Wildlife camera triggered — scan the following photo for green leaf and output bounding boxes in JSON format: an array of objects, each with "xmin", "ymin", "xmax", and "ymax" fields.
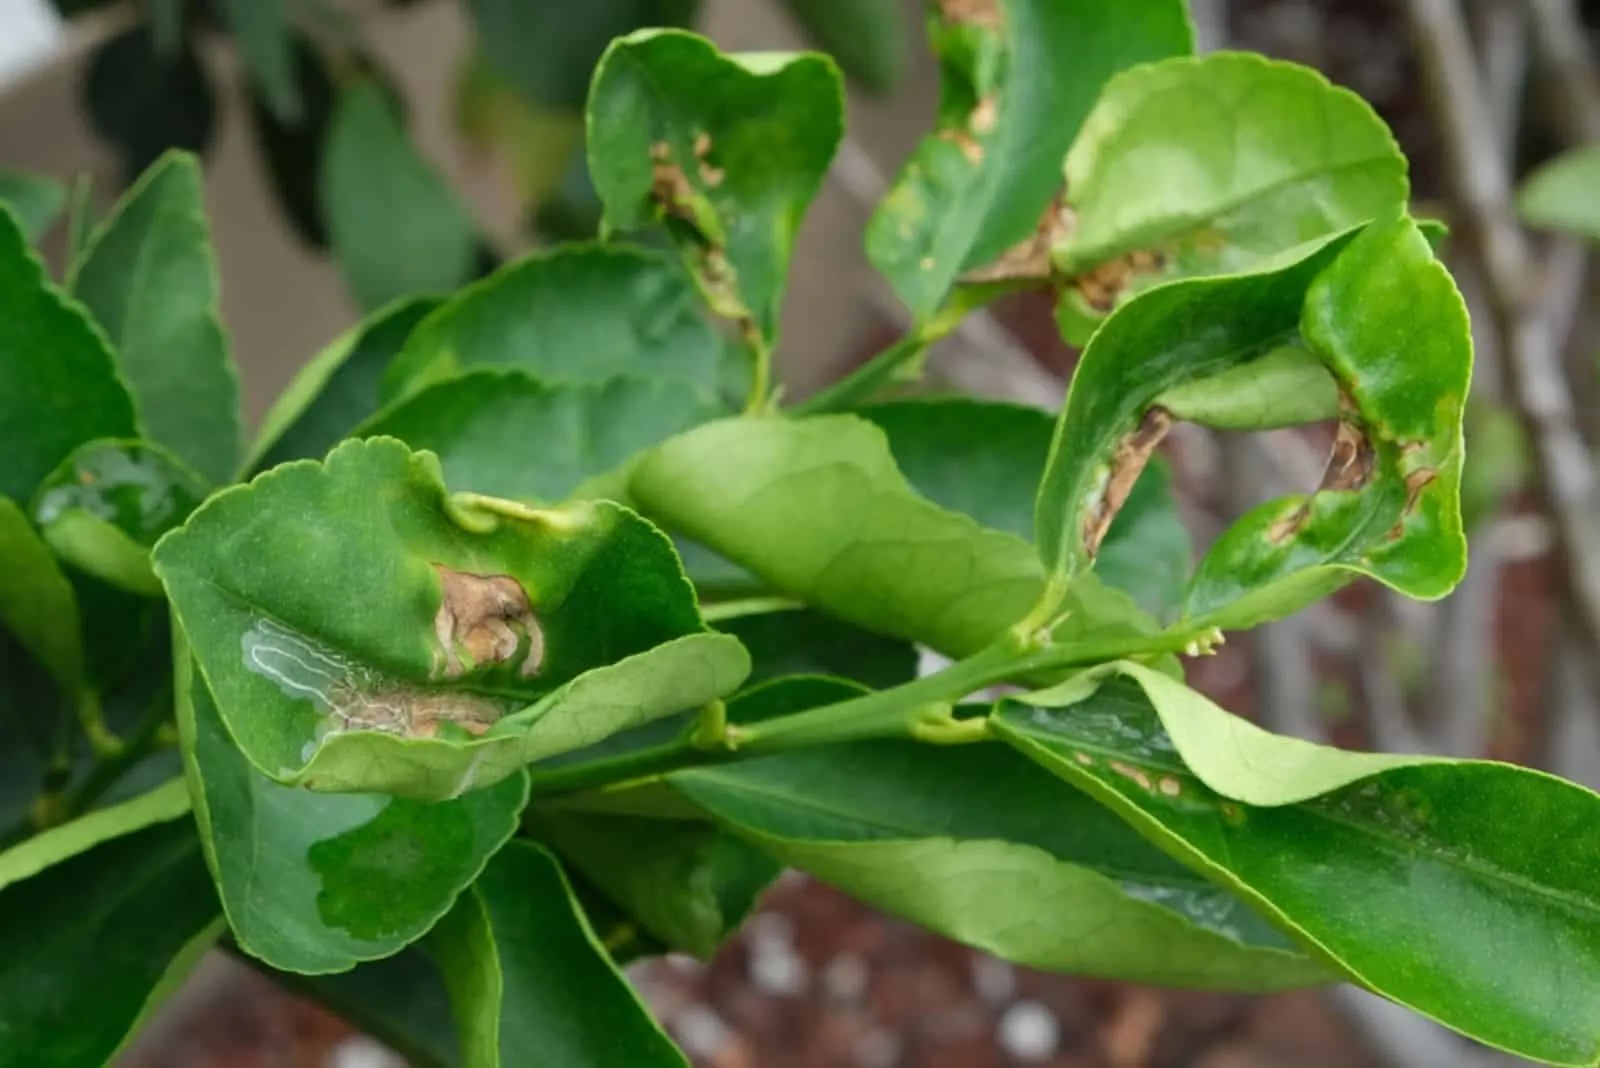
[
  {"xmin": 180, "ymin": 653, "xmax": 529, "ymax": 974},
  {"xmin": 85, "ymin": 25, "xmax": 217, "ymax": 183},
  {"xmin": 0, "ymin": 204, "xmax": 139, "ymax": 506},
  {"xmin": 779, "ymin": 0, "xmax": 907, "ymax": 93},
  {"xmin": 154, "ymin": 437, "xmax": 743, "ymax": 799},
  {"xmin": 994, "ymin": 663, "xmax": 1600, "ymax": 1066},
  {"xmin": 0, "ymin": 777, "xmax": 188, "ymax": 893},
  {"xmin": 0, "ymin": 499, "xmax": 84, "ymax": 691},
  {"xmin": 291, "ymin": 948, "xmax": 462, "ymax": 1067},
  {"xmin": 1185, "ymin": 215, "xmax": 1470, "ymax": 628},
  {"xmin": 866, "ymin": 0, "xmax": 1192, "ymax": 320},
  {"xmin": 321, "ymin": 80, "xmax": 481, "ymax": 311},
  {"xmin": 248, "ymin": 297, "xmax": 442, "ymax": 473},
  {"xmin": 431, "ymin": 839, "xmax": 689, "ymax": 1068},
  {"xmin": 0, "ymin": 170, "xmax": 66, "ymax": 242},
  {"xmin": 69, "ymin": 151, "xmax": 241, "ymax": 485},
  {"xmin": 587, "ymin": 30, "xmax": 843, "ymax": 342},
  {"xmin": 713, "ymin": 607, "xmax": 917, "ymax": 689},
  {"xmin": 1154, "ymin": 344, "xmax": 1339, "ymax": 430},
  {"xmin": 383, "ymin": 244, "xmax": 727, "ymax": 403},
  {"xmin": 359, "ymin": 371, "xmax": 723, "ymax": 504},
  {"xmin": 32, "ymin": 440, "xmax": 207, "ymax": 597},
  {"xmin": 857, "ymin": 397, "xmax": 1190, "ymax": 617},
  {"xmin": 666, "ymin": 677, "xmax": 1328, "ymax": 991},
  {"xmin": 214, "ymin": 0, "xmax": 300, "ymax": 122},
  {"xmin": 1052, "ymin": 52, "xmax": 1408, "ymax": 335},
  {"xmin": 0, "ymin": 803, "xmax": 218, "ymax": 1068},
  {"xmin": 249, "ymin": 33, "xmax": 338, "ymax": 249},
  {"xmin": 527, "ymin": 808, "xmax": 778, "ymax": 958},
  {"xmin": 1518, "ymin": 145, "xmax": 1600, "ymax": 242}
]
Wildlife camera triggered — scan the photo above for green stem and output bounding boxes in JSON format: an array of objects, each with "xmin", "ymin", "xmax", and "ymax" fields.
[
  {"xmin": 699, "ymin": 596, "xmax": 804, "ymax": 623},
  {"xmin": 743, "ymin": 328, "xmax": 774, "ymax": 414},
  {"xmin": 791, "ymin": 333, "xmax": 931, "ymax": 414},
  {"xmin": 61, "ymin": 679, "xmax": 174, "ymax": 820}
]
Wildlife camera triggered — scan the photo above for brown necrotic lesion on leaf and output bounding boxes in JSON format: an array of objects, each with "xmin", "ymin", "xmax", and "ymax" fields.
[
  {"xmin": 1269, "ymin": 393, "xmax": 1377, "ymax": 543},
  {"xmin": 962, "ymin": 191, "xmax": 1073, "ymax": 285},
  {"xmin": 1071, "ymin": 248, "xmax": 1170, "ymax": 312},
  {"xmin": 1084, "ymin": 406, "xmax": 1174, "ymax": 558},
  {"xmin": 431, "ymin": 564, "xmax": 545, "ymax": 680},
  {"xmin": 326, "ymin": 681, "xmax": 504, "ymax": 739}
]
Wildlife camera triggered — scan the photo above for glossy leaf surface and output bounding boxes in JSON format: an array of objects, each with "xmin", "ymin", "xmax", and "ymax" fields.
[
  {"xmin": 181, "ymin": 657, "xmax": 528, "ymax": 974},
  {"xmin": 384, "ymin": 244, "xmax": 726, "ymax": 403},
  {"xmin": 0, "ymin": 170, "xmax": 65, "ymax": 241},
  {"xmin": 69, "ymin": 151, "xmax": 240, "ymax": 484},
  {"xmin": 867, "ymin": 0, "xmax": 1192, "ymax": 319},
  {"xmin": 155, "ymin": 438, "xmax": 740, "ymax": 799},
  {"xmin": 0, "ymin": 205, "xmax": 138, "ymax": 505},
  {"xmin": 431, "ymin": 840, "xmax": 689, "ymax": 1067},
  {"xmin": 1518, "ymin": 145, "xmax": 1600, "ymax": 242},
  {"xmin": 667, "ymin": 679, "xmax": 1327, "ymax": 990},
  {"xmin": 995, "ymin": 664, "xmax": 1600, "ymax": 1066},
  {"xmin": 360, "ymin": 370, "xmax": 721, "ymax": 503},
  {"xmin": 321, "ymin": 81, "xmax": 480, "ymax": 311},
  {"xmin": 587, "ymin": 30, "xmax": 843, "ymax": 341}
]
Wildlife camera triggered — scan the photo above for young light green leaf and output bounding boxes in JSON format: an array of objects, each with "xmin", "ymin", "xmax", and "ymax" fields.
[
  {"xmin": 247, "ymin": 297, "xmax": 442, "ymax": 473},
  {"xmin": 31, "ymin": 439, "xmax": 208, "ymax": 597},
  {"xmin": 0, "ymin": 170, "xmax": 66, "ymax": 242},
  {"xmin": 1185, "ymin": 215, "xmax": 1470, "ymax": 629},
  {"xmin": 179, "ymin": 653, "xmax": 529, "ymax": 975},
  {"xmin": 0, "ymin": 499, "xmax": 84, "ymax": 692},
  {"xmin": 867, "ymin": 0, "xmax": 1192, "ymax": 320},
  {"xmin": 665, "ymin": 677, "xmax": 1329, "ymax": 991},
  {"xmin": 431, "ymin": 839, "xmax": 690, "ymax": 1068},
  {"xmin": 383, "ymin": 244, "xmax": 727, "ymax": 403},
  {"xmin": 359, "ymin": 371, "xmax": 722, "ymax": 504},
  {"xmin": 321, "ymin": 81, "xmax": 481, "ymax": 311},
  {"xmin": 1051, "ymin": 53, "xmax": 1408, "ymax": 338},
  {"xmin": 1153, "ymin": 344, "xmax": 1339, "ymax": 430},
  {"xmin": 213, "ymin": 0, "xmax": 300, "ymax": 122},
  {"xmin": 527, "ymin": 808, "xmax": 778, "ymax": 958},
  {"xmin": 1517, "ymin": 145, "xmax": 1600, "ymax": 242},
  {"xmin": 587, "ymin": 30, "xmax": 843, "ymax": 342},
  {"xmin": 155, "ymin": 437, "xmax": 737, "ymax": 799},
  {"xmin": 0, "ymin": 804, "xmax": 217, "ymax": 1068},
  {"xmin": 0, "ymin": 776, "xmax": 188, "ymax": 894},
  {"xmin": 0, "ymin": 203, "xmax": 138, "ymax": 506},
  {"xmin": 69, "ymin": 151, "xmax": 241, "ymax": 485},
  {"xmin": 994, "ymin": 664, "xmax": 1600, "ymax": 1067}
]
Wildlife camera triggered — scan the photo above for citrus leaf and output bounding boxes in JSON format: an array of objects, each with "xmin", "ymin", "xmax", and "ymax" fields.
[
  {"xmin": 68, "ymin": 152, "xmax": 240, "ymax": 484},
  {"xmin": 994, "ymin": 663, "xmax": 1600, "ymax": 1067},
  {"xmin": 1052, "ymin": 53, "xmax": 1408, "ymax": 337},
  {"xmin": 713, "ymin": 607, "xmax": 917, "ymax": 689},
  {"xmin": 430, "ymin": 839, "xmax": 690, "ymax": 1068},
  {"xmin": 0, "ymin": 777, "xmax": 188, "ymax": 894},
  {"xmin": 1517, "ymin": 145, "xmax": 1600, "ymax": 242},
  {"xmin": 290, "ymin": 948, "xmax": 462, "ymax": 1067},
  {"xmin": 667, "ymin": 678, "xmax": 1329, "ymax": 991},
  {"xmin": 587, "ymin": 30, "xmax": 843, "ymax": 342},
  {"xmin": 0, "ymin": 170, "xmax": 65, "ymax": 242},
  {"xmin": 866, "ymin": 0, "xmax": 1192, "ymax": 320},
  {"xmin": 779, "ymin": 0, "xmax": 907, "ymax": 94},
  {"xmin": 383, "ymin": 244, "xmax": 726, "ymax": 403},
  {"xmin": 154, "ymin": 437, "xmax": 740, "ymax": 800},
  {"xmin": 249, "ymin": 32, "xmax": 338, "ymax": 249},
  {"xmin": 0, "ymin": 498, "xmax": 84, "ymax": 691},
  {"xmin": 0, "ymin": 203, "xmax": 138, "ymax": 506},
  {"xmin": 85, "ymin": 25, "xmax": 216, "ymax": 183},
  {"xmin": 179, "ymin": 652, "xmax": 529, "ymax": 975},
  {"xmin": 214, "ymin": 0, "xmax": 300, "ymax": 122},
  {"xmin": 359, "ymin": 370, "xmax": 723, "ymax": 504}
]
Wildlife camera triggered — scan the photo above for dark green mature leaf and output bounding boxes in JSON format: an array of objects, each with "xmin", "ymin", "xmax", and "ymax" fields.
[
  {"xmin": 858, "ymin": 398, "xmax": 1191, "ymax": 617},
  {"xmin": 0, "ymin": 799, "xmax": 218, "ymax": 1068},
  {"xmin": 867, "ymin": 0, "xmax": 1192, "ymax": 321},
  {"xmin": 248, "ymin": 298, "xmax": 441, "ymax": 472},
  {"xmin": 321, "ymin": 80, "xmax": 480, "ymax": 311},
  {"xmin": 665, "ymin": 678, "xmax": 1327, "ymax": 990},
  {"xmin": 1052, "ymin": 52, "xmax": 1408, "ymax": 336},
  {"xmin": 714, "ymin": 607, "xmax": 917, "ymax": 689},
  {"xmin": 780, "ymin": 0, "xmax": 907, "ymax": 93},
  {"xmin": 431, "ymin": 840, "xmax": 690, "ymax": 1068},
  {"xmin": 0, "ymin": 499, "xmax": 83, "ymax": 692},
  {"xmin": 180, "ymin": 657, "xmax": 528, "ymax": 974},
  {"xmin": 467, "ymin": 0, "xmax": 700, "ymax": 110},
  {"xmin": 528, "ymin": 808, "xmax": 778, "ymax": 958},
  {"xmin": 155, "ymin": 437, "xmax": 744, "ymax": 799},
  {"xmin": 0, "ymin": 204, "xmax": 138, "ymax": 506},
  {"xmin": 69, "ymin": 152, "xmax": 241, "ymax": 485},
  {"xmin": 214, "ymin": 0, "xmax": 299, "ymax": 121},
  {"xmin": 1517, "ymin": 145, "xmax": 1600, "ymax": 241},
  {"xmin": 0, "ymin": 631, "xmax": 54, "ymax": 836},
  {"xmin": 383, "ymin": 244, "xmax": 727, "ymax": 403},
  {"xmin": 291, "ymin": 948, "xmax": 461, "ymax": 1068},
  {"xmin": 360, "ymin": 371, "xmax": 722, "ymax": 503},
  {"xmin": 0, "ymin": 170, "xmax": 65, "ymax": 242},
  {"xmin": 0, "ymin": 777, "xmax": 188, "ymax": 892},
  {"xmin": 85, "ymin": 25, "xmax": 217, "ymax": 183},
  {"xmin": 995, "ymin": 664, "xmax": 1600, "ymax": 1066},
  {"xmin": 587, "ymin": 30, "xmax": 843, "ymax": 342},
  {"xmin": 249, "ymin": 33, "xmax": 338, "ymax": 249}
]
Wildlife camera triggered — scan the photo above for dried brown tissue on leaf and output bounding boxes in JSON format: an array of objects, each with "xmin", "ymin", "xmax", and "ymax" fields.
[
  {"xmin": 431, "ymin": 563, "xmax": 545, "ymax": 680},
  {"xmin": 1071, "ymin": 248, "xmax": 1170, "ymax": 313},
  {"xmin": 1084, "ymin": 406, "xmax": 1175, "ymax": 558},
  {"xmin": 962, "ymin": 192, "xmax": 1074, "ymax": 284},
  {"xmin": 938, "ymin": 0, "xmax": 1001, "ymax": 31},
  {"xmin": 1268, "ymin": 393, "xmax": 1376, "ymax": 543}
]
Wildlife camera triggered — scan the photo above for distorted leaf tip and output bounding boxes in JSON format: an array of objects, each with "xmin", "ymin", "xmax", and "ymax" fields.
[{"xmin": 432, "ymin": 563, "xmax": 545, "ymax": 680}]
